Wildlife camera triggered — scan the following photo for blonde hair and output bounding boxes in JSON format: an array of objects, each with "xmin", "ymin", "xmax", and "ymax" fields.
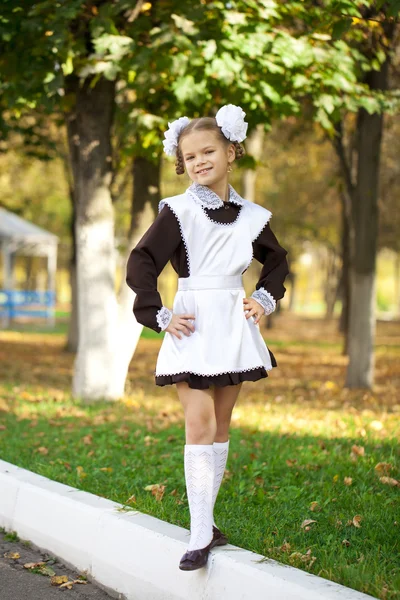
[{"xmin": 175, "ymin": 117, "xmax": 245, "ymax": 175}]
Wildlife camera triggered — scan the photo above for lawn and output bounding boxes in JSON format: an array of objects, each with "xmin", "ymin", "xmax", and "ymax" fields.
[{"xmin": 0, "ymin": 315, "xmax": 399, "ymax": 599}]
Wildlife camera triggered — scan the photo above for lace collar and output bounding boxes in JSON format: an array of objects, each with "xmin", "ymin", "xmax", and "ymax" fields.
[{"xmin": 187, "ymin": 183, "xmax": 244, "ymax": 210}]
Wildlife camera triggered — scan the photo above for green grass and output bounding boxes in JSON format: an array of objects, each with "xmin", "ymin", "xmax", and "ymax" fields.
[{"xmin": 0, "ymin": 395, "xmax": 399, "ymax": 598}]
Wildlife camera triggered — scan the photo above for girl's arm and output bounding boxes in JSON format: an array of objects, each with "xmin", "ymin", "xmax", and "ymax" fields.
[
  {"xmin": 250, "ymin": 222, "xmax": 289, "ymax": 315},
  {"xmin": 126, "ymin": 205, "xmax": 181, "ymax": 333}
]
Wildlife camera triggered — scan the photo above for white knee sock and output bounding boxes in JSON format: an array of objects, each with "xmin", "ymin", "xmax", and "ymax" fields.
[
  {"xmin": 184, "ymin": 444, "xmax": 214, "ymax": 551},
  {"xmin": 212, "ymin": 440, "xmax": 230, "ymax": 528}
]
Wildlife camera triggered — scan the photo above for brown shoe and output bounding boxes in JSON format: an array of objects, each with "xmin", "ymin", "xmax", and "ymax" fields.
[
  {"xmin": 179, "ymin": 539, "xmax": 214, "ymax": 571},
  {"xmin": 212, "ymin": 525, "xmax": 228, "ymax": 546}
]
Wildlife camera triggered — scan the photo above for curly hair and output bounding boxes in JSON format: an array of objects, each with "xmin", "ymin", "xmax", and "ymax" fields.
[{"xmin": 174, "ymin": 117, "xmax": 245, "ymax": 175}]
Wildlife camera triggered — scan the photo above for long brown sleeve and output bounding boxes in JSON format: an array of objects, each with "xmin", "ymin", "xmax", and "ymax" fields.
[
  {"xmin": 251, "ymin": 222, "xmax": 289, "ymax": 313},
  {"xmin": 126, "ymin": 205, "xmax": 182, "ymax": 333}
]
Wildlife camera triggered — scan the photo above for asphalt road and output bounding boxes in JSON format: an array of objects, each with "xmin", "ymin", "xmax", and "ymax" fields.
[{"xmin": 0, "ymin": 530, "xmax": 119, "ymax": 599}]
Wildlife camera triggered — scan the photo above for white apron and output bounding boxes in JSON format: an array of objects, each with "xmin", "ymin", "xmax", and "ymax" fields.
[{"xmin": 155, "ymin": 191, "xmax": 274, "ymax": 378}]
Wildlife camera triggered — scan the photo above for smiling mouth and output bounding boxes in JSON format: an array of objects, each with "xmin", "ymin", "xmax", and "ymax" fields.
[{"xmin": 196, "ymin": 167, "xmax": 212, "ymax": 175}]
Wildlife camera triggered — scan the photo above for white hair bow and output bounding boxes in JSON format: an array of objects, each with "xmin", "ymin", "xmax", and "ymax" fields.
[
  {"xmin": 215, "ymin": 104, "xmax": 248, "ymax": 143},
  {"xmin": 162, "ymin": 116, "xmax": 191, "ymax": 156}
]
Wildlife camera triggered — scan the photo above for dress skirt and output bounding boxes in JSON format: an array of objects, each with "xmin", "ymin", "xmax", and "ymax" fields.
[{"xmin": 154, "ymin": 274, "xmax": 277, "ymax": 389}]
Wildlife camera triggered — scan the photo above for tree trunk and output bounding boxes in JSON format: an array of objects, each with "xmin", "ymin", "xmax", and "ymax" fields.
[
  {"xmin": 338, "ymin": 190, "xmax": 351, "ymax": 352},
  {"xmin": 62, "ymin": 133, "xmax": 79, "ymax": 353},
  {"xmin": 345, "ymin": 55, "xmax": 391, "ymax": 388},
  {"xmin": 241, "ymin": 125, "xmax": 264, "ymax": 202},
  {"xmin": 65, "ymin": 75, "xmax": 119, "ymax": 401}
]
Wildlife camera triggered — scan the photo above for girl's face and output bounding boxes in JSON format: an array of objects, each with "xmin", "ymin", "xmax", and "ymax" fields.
[{"xmin": 180, "ymin": 129, "xmax": 235, "ymax": 187}]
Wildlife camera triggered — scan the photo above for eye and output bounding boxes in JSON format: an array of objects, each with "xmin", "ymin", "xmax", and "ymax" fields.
[
  {"xmin": 186, "ymin": 156, "xmax": 194, "ymax": 161},
  {"xmin": 206, "ymin": 150, "xmax": 214, "ymax": 154}
]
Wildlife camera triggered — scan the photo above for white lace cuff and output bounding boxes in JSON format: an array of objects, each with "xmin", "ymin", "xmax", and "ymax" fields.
[
  {"xmin": 251, "ymin": 288, "xmax": 276, "ymax": 316},
  {"xmin": 156, "ymin": 306, "xmax": 173, "ymax": 331}
]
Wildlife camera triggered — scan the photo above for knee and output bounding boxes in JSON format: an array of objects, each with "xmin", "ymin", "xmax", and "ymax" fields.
[{"xmin": 185, "ymin": 414, "xmax": 217, "ymax": 444}]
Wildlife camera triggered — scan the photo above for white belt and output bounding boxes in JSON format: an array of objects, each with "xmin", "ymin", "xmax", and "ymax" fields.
[{"xmin": 178, "ymin": 275, "xmax": 244, "ymax": 291}]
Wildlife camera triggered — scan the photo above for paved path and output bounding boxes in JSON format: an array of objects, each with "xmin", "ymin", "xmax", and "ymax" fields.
[{"xmin": 0, "ymin": 531, "xmax": 118, "ymax": 599}]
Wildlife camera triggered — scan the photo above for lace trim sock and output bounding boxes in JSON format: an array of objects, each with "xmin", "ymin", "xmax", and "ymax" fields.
[
  {"xmin": 212, "ymin": 440, "xmax": 230, "ymax": 528},
  {"xmin": 184, "ymin": 444, "xmax": 215, "ymax": 551}
]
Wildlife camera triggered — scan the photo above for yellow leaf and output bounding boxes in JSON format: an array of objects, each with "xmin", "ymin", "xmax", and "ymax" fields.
[
  {"xmin": 99, "ymin": 467, "xmax": 113, "ymax": 473},
  {"xmin": 4, "ymin": 551, "xmax": 20, "ymax": 559},
  {"xmin": 333, "ymin": 474, "xmax": 339, "ymax": 482},
  {"xmin": 76, "ymin": 466, "xmax": 87, "ymax": 478},
  {"xmin": 51, "ymin": 575, "xmax": 69, "ymax": 586}
]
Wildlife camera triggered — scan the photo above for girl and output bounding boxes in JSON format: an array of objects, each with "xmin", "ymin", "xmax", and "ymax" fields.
[{"xmin": 126, "ymin": 104, "xmax": 289, "ymax": 571}]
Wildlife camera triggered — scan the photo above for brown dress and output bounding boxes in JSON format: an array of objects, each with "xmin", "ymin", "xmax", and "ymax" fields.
[{"xmin": 126, "ymin": 192, "xmax": 289, "ymax": 389}]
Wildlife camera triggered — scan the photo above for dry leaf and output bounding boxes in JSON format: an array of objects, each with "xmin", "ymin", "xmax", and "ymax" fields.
[
  {"xmin": 350, "ymin": 445, "xmax": 365, "ymax": 460},
  {"xmin": 82, "ymin": 434, "xmax": 92, "ymax": 445},
  {"xmin": 374, "ymin": 462, "xmax": 392, "ymax": 475},
  {"xmin": 37, "ymin": 446, "xmax": 49, "ymax": 455},
  {"xmin": 301, "ymin": 519, "xmax": 317, "ymax": 529},
  {"xmin": 59, "ymin": 581, "xmax": 74, "ymax": 589},
  {"xmin": 76, "ymin": 466, "xmax": 87, "ymax": 478},
  {"xmin": 24, "ymin": 561, "xmax": 46, "ymax": 569},
  {"xmin": 342, "ymin": 539, "xmax": 351, "ymax": 546},
  {"xmin": 352, "ymin": 515, "xmax": 362, "ymax": 528},
  {"xmin": 144, "ymin": 483, "xmax": 166, "ymax": 501},
  {"xmin": 310, "ymin": 501, "xmax": 319, "ymax": 512},
  {"xmin": 379, "ymin": 476, "xmax": 399, "ymax": 487},
  {"xmin": 4, "ymin": 551, "xmax": 20, "ymax": 559},
  {"xmin": 51, "ymin": 575, "xmax": 69, "ymax": 586},
  {"xmin": 99, "ymin": 467, "xmax": 113, "ymax": 473},
  {"xmin": 286, "ymin": 459, "xmax": 297, "ymax": 467},
  {"xmin": 344, "ymin": 477, "xmax": 353, "ymax": 486}
]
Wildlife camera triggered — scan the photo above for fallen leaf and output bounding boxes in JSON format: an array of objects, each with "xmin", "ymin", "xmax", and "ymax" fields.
[
  {"xmin": 344, "ymin": 477, "xmax": 353, "ymax": 486},
  {"xmin": 76, "ymin": 466, "xmax": 87, "ymax": 478},
  {"xmin": 99, "ymin": 467, "xmax": 113, "ymax": 473},
  {"xmin": 51, "ymin": 575, "xmax": 69, "ymax": 585},
  {"xmin": 352, "ymin": 515, "xmax": 362, "ymax": 528},
  {"xmin": 301, "ymin": 519, "xmax": 317, "ymax": 529},
  {"xmin": 374, "ymin": 462, "xmax": 392, "ymax": 475},
  {"xmin": 4, "ymin": 551, "xmax": 20, "ymax": 559},
  {"xmin": 36, "ymin": 446, "xmax": 49, "ymax": 455},
  {"xmin": 309, "ymin": 501, "xmax": 319, "ymax": 512},
  {"xmin": 379, "ymin": 476, "xmax": 399, "ymax": 487},
  {"xmin": 24, "ymin": 562, "xmax": 46, "ymax": 569}
]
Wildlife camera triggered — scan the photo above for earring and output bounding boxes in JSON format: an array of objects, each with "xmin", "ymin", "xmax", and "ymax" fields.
[{"xmin": 227, "ymin": 163, "xmax": 233, "ymax": 173}]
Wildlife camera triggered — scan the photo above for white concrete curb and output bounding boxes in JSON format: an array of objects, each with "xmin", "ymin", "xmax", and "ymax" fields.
[{"xmin": 0, "ymin": 459, "xmax": 377, "ymax": 600}]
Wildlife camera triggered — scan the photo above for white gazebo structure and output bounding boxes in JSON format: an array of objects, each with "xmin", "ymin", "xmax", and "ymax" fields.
[{"xmin": 0, "ymin": 208, "xmax": 59, "ymax": 326}]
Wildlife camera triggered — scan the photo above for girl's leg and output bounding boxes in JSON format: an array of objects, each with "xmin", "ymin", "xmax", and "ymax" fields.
[
  {"xmin": 176, "ymin": 382, "xmax": 217, "ymax": 559},
  {"xmin": 212, "ymin": 383, "xmax": 243, "ymax": 528}
]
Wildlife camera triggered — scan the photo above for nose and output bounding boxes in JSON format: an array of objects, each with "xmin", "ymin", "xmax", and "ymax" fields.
[{"xmin": 195, "ymin": 155, "xmax": 207, "ymax": 168}]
